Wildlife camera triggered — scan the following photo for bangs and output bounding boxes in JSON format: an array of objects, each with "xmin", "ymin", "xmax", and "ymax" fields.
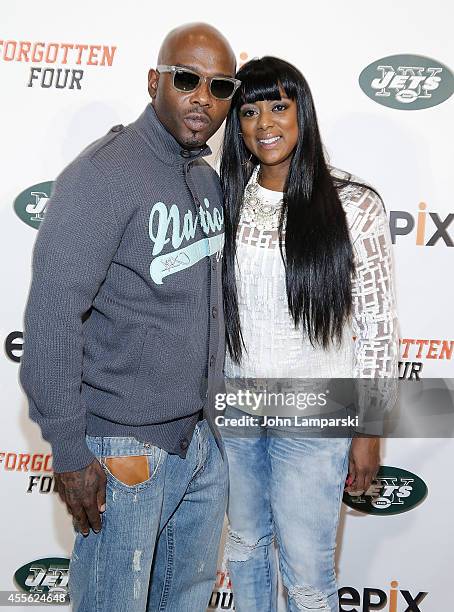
[
  {"xmin": 239, "ymin": 75, "xmax": 283, "ymax": 105},
  {"xmin": 236, "ymin": 58, "xmax": 298, "ymax": 105}
]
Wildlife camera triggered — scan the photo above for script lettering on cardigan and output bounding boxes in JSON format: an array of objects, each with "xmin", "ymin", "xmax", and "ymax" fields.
[{"xmin": 148, "ymin": 198, "xmax": 224, "ymax": 284}]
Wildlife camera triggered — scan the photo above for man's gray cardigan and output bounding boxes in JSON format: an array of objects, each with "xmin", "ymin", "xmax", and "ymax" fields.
[{"xmin": 20, "ymin": 103, "xmax": 226, "ymax": 473}]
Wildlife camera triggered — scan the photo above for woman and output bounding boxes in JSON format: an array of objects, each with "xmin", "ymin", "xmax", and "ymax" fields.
[{"xmin": 219, "ymin": 57, "xmax": 399, "ymax": 612}]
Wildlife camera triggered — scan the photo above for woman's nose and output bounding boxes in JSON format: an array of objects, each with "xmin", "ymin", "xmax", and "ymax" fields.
[{"xmin": 257, "ymin": 110, "xmax": 274, "ymax": 131}]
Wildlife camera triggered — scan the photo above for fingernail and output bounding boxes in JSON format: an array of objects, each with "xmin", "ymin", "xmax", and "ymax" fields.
[
  {"xmin": 94, "ymin": 529, "xmax": 100, "ymax": 534},
  {"xmin": 100, "ymin": 504, "xmax": 106, "ymax": 512}
]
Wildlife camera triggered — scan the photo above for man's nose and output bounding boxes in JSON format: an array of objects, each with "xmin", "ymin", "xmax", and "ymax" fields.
[{"xmin": 189, "ymin": 77, "xmax": 212, "ymax": 107}]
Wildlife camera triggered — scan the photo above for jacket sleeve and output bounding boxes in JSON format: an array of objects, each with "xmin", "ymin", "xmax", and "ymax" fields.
[
  {"xmin": 350, "ymin": 188, "xmax": 400, "ymax": 434},
  {"xmin": 19, "ymin": 155, "xmax": 124, "ymax": 472}
]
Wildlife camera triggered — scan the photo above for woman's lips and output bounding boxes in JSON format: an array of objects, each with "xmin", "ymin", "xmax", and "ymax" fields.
[
  {"xmin": 184, "ymin": 113, "xmax": 210, "ymax": 131},
  {"xmin": 257, "ymin": 135, "xmax": 282, "ymax": 149}
]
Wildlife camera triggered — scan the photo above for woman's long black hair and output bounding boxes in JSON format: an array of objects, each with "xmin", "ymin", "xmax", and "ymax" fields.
[{"xmin": 221, "ymin": 56, "xmax": 364, "ymax": 364}]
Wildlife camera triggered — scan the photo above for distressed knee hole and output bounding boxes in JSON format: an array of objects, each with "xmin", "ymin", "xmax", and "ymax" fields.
[
  {"xmin": 225, "ymin": 528, "xmax": 262, "ymax": 562},
  {"xmin": 289, "ymin": 585, "xmax": 330, "ymax": 611},
  {"xmin": 132, "ymin": 550, "xmax": 142, "ymax": 600},
  {"xmin": 133, "ymin": 549, "xmax": 142, "ymax": 572}
]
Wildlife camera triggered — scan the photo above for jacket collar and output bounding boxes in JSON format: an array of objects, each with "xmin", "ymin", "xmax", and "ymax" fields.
[{"xmin": 131, "ymin": 103, "xmax": 212, "ymax": 166}]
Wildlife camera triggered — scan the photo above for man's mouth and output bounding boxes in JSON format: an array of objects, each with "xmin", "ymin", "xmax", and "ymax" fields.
[{"xmin": 184, "ymin": 113, "xmax": 210, "ymax": 131}]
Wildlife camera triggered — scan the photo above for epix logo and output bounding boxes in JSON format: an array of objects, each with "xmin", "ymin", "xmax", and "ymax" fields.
[
  {"xmin": 390, "ymin": 203, "xmax": 453, "ymax": 246},
  {"xmin": 340, "ymin": 580, "xmax": 428, "ymax": 611}
]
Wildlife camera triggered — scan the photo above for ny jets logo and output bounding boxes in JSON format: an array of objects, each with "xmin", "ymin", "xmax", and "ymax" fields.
[
  {"xmin": 359, "ymin": 54, "xmax": 453, "ymax": 110},
  {"xmin": 371, "ymin": 65, "xmax": 442, "ymax": 103},
  {"xmin": 14, "ymin": 181, "xmax": 54, "ymax": 229},
  {"xmin": 350, "ymin": 476, "xmax": 414, "ymax": 510},
  {"xmin": 343, "ymin": 466, "xmax": 427, "ymax": 515},
  {"xmin": 26, "ymin": 191, "xmax": 50, "ymax": 222}
]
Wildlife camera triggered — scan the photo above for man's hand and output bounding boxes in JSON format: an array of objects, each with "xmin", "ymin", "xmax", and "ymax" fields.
[
  {"xmin": 54, "ymin": 459, "xmax": 107, "ymax": 536},
  {"xmin": 345, "ymin": 436, "xmax": 380, "ymax": 494}
]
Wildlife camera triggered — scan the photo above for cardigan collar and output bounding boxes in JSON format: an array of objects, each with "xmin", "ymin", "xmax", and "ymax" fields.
[{"xmin": 131, "ymin": 103, "xmax": 212, "ymax": 166}]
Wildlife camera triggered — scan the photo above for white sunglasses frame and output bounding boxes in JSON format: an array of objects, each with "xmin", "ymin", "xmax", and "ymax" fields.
[{"xmin": 156, "ymin": 64, "xmax": 241, "ymax": 100}]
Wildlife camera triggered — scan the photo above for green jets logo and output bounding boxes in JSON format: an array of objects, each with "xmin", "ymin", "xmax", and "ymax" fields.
[
  {"xmin": 343, "ymin": 466, "xmax": 428, "ymax": 515},
  {"xmin": 13, "ymin": 181, "xmax": 54, "ymax": 228},
  {"xmin": 14, "ymin": 557, "xmax": 69, "ymax": 595},
  {"xmin": 359, "ymin": 54, "xmax": 453, "ymax": 110}
]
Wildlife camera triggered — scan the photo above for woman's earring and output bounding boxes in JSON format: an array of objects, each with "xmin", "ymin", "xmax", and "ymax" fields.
[{"xmin": 241, "ymin": 153, "xmax": 252, "ymax": 166}]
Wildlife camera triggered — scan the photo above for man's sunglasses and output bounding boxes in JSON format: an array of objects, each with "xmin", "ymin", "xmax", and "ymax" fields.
[{"xmin": 156, "ymin": 65, "xmax": 241, "ymax": 101}]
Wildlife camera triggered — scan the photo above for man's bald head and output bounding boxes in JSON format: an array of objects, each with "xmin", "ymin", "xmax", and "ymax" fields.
[
  {"xmin": 148, "ymin": 23, "xmax": 237, "ymax": 148},
  {"xmin": 157, "ymin": 23, "xmax": 236, "ymax": 72}
]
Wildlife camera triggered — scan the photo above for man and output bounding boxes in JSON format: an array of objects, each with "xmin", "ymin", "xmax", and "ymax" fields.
[{"xmin": 20, "ymin": 23, "xmax": 238, "ymax": 611}]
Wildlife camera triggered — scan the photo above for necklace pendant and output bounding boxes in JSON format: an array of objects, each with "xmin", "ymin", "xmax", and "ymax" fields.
[{"xmin": 241, "ymin": 167, "xmax": 284, "ymax": 231}]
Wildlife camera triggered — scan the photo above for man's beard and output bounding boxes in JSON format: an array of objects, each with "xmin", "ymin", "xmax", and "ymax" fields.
[{"xmin": 184, "ymin": 130, "xmax": 206, "ymax": 148}]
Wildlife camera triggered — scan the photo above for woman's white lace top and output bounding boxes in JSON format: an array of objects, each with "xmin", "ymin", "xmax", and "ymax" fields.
[{"xmin": 224, "ymin": 167, "xmax": 399, "ymax": 420}]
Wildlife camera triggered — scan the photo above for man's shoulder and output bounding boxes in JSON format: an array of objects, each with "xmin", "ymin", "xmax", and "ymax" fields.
[
  {"xmin": 55, "ymin": 122, "xmax": 142, "ymax": 188},
  {"xmin": 78, "ymin": 123, "xmax": 137, "ymax": 168}
]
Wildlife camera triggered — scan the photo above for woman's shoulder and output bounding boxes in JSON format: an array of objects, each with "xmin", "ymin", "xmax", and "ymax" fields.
[{"xmin": 328, "ymin": 165, "xmax": 385, "ymax": 220}]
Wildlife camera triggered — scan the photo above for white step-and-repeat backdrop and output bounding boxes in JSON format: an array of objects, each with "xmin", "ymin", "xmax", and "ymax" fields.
[{"xmin": 1, "ymin": 1, "xmax": 453, "ymax": 610}]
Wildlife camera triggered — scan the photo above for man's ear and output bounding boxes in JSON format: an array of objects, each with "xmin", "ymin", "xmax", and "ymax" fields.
[{"xmin": 148, "ymin": 68, "xmax": 159, "ymax": 99}]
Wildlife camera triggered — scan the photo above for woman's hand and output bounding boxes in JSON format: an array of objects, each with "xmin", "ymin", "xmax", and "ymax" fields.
[{"xmin": 345, "ymin": 436, "xmax": 380, "ymax": 494}]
